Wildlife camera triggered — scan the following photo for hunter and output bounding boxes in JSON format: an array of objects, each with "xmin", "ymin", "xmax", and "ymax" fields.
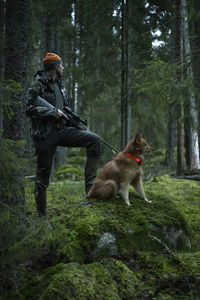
[{"xmin": 26, "ymin": 52, "xmax": 100, "ymax": 216}]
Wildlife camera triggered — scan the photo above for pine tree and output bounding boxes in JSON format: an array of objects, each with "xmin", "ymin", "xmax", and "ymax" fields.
[
  {"xmin": 2, "ymin": 0, "xmax": 29, "ymax": 205},
  {"xmin": 181, "ymin": 0, "xmax": 200, "ymax": 171}
]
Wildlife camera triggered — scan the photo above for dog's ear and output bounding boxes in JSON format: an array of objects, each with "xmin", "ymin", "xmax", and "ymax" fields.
[{"xmin": 134, "ymin": 133, "xmax": 142, "ymax": 143}]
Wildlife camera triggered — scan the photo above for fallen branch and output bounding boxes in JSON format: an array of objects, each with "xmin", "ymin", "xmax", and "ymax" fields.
[
  {"xmin": 25, "ymin": 175, "xmax": 36, "ymax": 180},
  {"xmin": 172, "ymin": 175, "xmax": 200, "ymax": 181}
]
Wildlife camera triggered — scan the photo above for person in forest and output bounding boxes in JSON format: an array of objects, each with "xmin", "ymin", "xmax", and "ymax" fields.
[{"xmin": 26, "ymin": 52, "xmax": 100, "ymax": 216}]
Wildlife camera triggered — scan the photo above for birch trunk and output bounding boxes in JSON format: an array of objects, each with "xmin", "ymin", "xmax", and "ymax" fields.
[{"xmin": 181, "ymin": 0, "xmax": 200, "ymax": 171}]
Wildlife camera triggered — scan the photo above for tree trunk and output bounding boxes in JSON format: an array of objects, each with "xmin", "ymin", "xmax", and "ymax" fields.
[
  {"xmin": 192, "ymin": 1, "xmax": 200, "ymax": 92},
  {"xmin": 172, "ymin": 0, "xmax": 185, "ymax": 175},
  {"xmin": 181, "ymin": 0, "xmax": 200, "ymax": 171},
  {"xmin": 166, "ymin": 0, "xmax": 179, "ymax": 169},
  {"xmin": 177, "ymin": 104, "xmax": 185, "ymax": 175},
  {"xmin": 121, "ymin": 0, "xmax": 129, "ymax": 149},
  {"xmin": 2, "ymin": 0, "xmax": 29, "ymax": 205},
  {"xmin": 0, "ymin": 0, "xmax": 5, "ymax": 80},
  {"xmin": 71, "ymin": 38, "xmax": 77, "ymax": 112},
  {"xmin": 191, "ymin": 0, "xmax": 200, "ymax": 159},
  {"xmin": 166, "ymin": 104, "xmax": 175, "ymax": 168},
  {"xmin": 184, "ymin": 101, "xmax": 190, "ymax": 169},
  {"xmin": 0, "ymin": 0, "xmax": 5, "ymax": 135},
  {"xmin": 44, "ymin": 0, "xmax": 55, "ymax": 53}
]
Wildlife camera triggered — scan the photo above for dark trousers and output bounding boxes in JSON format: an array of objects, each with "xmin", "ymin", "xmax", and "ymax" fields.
[{"xmin": 34, "ymin": 126, "xmax": 100, "ymax": 215}]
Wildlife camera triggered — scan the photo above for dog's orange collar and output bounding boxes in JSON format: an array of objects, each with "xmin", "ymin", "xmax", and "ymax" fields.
[{"xmin": 125, "ymin": 153, "xmax": 143, "ymax": 165}]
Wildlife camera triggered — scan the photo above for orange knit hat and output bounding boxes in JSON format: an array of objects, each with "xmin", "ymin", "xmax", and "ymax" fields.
[{"xmin": 43, "ymin": 52, "xmax": 62, "ymax": 70}]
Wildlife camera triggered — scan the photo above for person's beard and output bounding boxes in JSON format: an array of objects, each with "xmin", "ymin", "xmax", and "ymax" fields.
[{"xmin": 56, "ymin": 69, "xmax": 62, "ymax": 77}]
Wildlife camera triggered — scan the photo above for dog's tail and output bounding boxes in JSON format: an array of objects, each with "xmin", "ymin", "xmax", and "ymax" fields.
[{"xmin": 88, "ymin": 179, "xmax": 117, "ymax": 199}]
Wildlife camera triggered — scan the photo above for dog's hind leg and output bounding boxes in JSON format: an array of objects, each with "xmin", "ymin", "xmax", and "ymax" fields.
[
  {"xmin": 119, "ymin": 183, "xmax": 131, "ymax": 206},
  {"xmin": 88, "ymin": 179, "xmax": 116, "ymax": 199},
  {"xmin": 103, "ymin": 179, "xmax": 118, "ymax": 198},
  {"xmin": 132, "ymin": 178, "xmax": 151, "ymax": 203}
]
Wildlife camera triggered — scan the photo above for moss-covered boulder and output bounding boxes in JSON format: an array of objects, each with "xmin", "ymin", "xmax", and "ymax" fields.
[
  {"xmin": 43, "ymin": 176, "xmax": 194, "ymax": 264},
  {"xmin": 19, "ymin": 259, "xmax": 138, "ymax": 300},
  {"xmin": 2, "ymin": 175, "xmax": 200, "ymax": 299}
]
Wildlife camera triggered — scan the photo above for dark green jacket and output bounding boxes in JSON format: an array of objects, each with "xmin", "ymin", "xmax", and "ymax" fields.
[{"xmin": 26, "ymin": 70, "xmax": 69, "ymax": 139}]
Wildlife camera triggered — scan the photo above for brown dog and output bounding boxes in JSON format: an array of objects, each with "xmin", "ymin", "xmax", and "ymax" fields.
[{"xmin": 88, "ymin": 133, "xmax": 153, "ymax": 206}]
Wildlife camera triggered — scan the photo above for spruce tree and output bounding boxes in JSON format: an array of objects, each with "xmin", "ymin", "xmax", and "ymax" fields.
[{"xmin": 1, "ymin": 0, "xmax": 29, "ymax": 206}]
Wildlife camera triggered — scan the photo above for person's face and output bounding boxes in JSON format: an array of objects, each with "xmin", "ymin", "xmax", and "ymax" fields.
[{"xmin": 56, "ymin": 64, "xmax": 64, "ymax": 77}]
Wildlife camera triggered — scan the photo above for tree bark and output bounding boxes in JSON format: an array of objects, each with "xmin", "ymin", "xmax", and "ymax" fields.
[
  {"xmin": 177, "ymin": 104, "xmax": 185, "ymax": 175},
  {"xmin": 0, "ymin": 0, "xmax": 5, "ymax": 135},
  {"xmin": 3, "ymin": 0, "xmax": 29, "ymax": 205},
  {"xmin": 189, "ymin": 0, "xmax": 200, "ymax": 168},
  {"xmin": 121, "ymin": 0, "xmax": 129, "ymax": 149},
  {"xmin": 190, "ymin": 0, "xmax": 200, "ymax": 95},
  {"xmin": 181, "ymin": 0, "xmax": 200, "ymax": 171},
  {"xmin": 44, "ymin": 11, "xmax": 54, "ymax": 52},
  {"xmin": 172, "ymin": 0, "xmax": 185, "ymax": 175},
  {"xmin": 0, "ymin": 0, "xmax": 5, "ymax": 80},
  {"xmin": 166, "ymin": 0, "xmax": 179, "ymax": 169},
  {"xmin": 166, "ymin": 104, "xmax": 175, "ymax": 168}
]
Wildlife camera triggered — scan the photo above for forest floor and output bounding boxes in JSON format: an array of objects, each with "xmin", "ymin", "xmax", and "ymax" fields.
[{"xmin": 1, "ymin": 171, "xmax": 200, "ymax": 299}]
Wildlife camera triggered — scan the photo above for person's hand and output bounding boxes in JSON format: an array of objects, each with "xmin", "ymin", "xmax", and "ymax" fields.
[
  {"xmin": 57, "ymin": 109, "xmax": 63, "ymax": 117},
  {"xmin": 54, "ymin": 109, "xmax": 64, "ymax": 119}
]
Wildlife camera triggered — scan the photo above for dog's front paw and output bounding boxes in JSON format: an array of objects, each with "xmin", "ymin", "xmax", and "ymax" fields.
[
  {"xmin": 126, "ymin": 201, "xmax": 131, "ymax": 206},
  {"xmin": 145, "ymin": 198, "xmax": 152, "ymax": 203}
]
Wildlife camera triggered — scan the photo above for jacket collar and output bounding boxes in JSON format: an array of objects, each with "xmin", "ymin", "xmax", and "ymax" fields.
[{"xmin": 34, "ymin": 70, "xmax": 63, "ymax": 85}]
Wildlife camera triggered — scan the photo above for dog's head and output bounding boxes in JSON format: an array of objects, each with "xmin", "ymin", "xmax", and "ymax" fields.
[
  {"xmin": 134, "ymin": 133, "xmax": 153, "ymax": 153},
  {"xmin": 127, "ymin": 133, "xmax": 153, "ymax": 154}
]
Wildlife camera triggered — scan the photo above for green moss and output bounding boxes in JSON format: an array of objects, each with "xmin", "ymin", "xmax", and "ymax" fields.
[
  {"xmin": 176, "ymin": 251, "xmax": 200, "ymax": 276},
  {"xmin": 2, "ymin": 175, "xmax": 200, "ymax": 299},
  {"xmin": 20, "ymin": 259, "xmax": 138, "ymax": 300},
  {"xmin": 19, "ymin": 252, "xmax": 200, "ymax": 300},
  {"xmin": 29, "ymin": 175, "xmax": 196, "ymax": 263},
  {"xmin": 54, "ymin": 164, "xmax": 84, "ymax": 180},
  {"xmin": 145, "ymin": 175, "xmax": 200, "ymax": 249},
  {"xmin": 68, "ymin": 155, "xmax": 86, "ymax": 167}
]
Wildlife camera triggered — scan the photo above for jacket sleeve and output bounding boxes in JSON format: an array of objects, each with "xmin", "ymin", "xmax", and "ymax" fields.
[{"xmin": 26, "ymin": 80, "xmax": 59, "ymax": 118}]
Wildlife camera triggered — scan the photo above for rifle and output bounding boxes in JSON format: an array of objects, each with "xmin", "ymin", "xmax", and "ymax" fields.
[{"xmin": 35, "ymin": 96, "xmax": 119, "ymax": 153}]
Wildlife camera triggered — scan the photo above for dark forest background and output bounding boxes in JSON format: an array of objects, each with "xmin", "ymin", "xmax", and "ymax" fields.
[
  {"xmin": 1, "ymin": 1, "xmax": 200, "ymax": 299},
  {"xmin": 0, "ymin": 0, "xmax": 200, "ymax": 206}
]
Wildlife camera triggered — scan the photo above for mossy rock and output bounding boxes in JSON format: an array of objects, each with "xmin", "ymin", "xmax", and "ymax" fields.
[
  {"xmin": 19, "ymin": 259, "xmax": 138, "ymax": 300},
  {"xmin": 17, "ymin": 253, "xmax": 200, "ymax": 300},
  {"xmin": 43, "ymin": 176, "xmax": 193, "ymax": 266},
  {"xmin": 3, "ymin": 175, "xmax": 200, "ymax": 299},
  {"xmin": 46, "ymin": 176, "xmax": 199, "ymax": 262}
]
